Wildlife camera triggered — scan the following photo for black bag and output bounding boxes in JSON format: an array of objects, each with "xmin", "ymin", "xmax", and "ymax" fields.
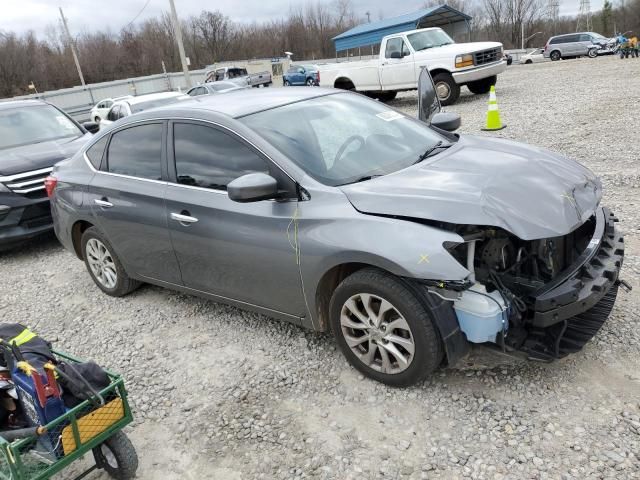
[
  {"xmin": 0, "ymin": 324, "xmax": 55, "ymax": 371},
  {"xmin": 57, "ymin": 361, "xmax": 111, "ymax": 407}
]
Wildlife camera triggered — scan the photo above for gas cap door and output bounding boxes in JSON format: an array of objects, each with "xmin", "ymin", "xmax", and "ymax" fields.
[{"xmin": 417, "ymin": 67, "xmax": 441, "ymax": 124}]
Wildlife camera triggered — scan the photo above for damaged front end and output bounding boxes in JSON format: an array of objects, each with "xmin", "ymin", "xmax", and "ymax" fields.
[{"xmin": 431, "ymin": 206, "xmax": 627, "ymax": 361}]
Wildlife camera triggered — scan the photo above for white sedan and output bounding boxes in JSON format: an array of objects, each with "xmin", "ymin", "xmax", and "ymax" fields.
[
  {"xmin": 89, "ymin": 96, "xmax": 132, "ymax": 123},
  {"xmin": 519, "ymin": 48, "xmax": 546, "ymax": 64},
  {"xmin": 99, "ymin": 92, "xmax": 189, "ymax": 130}
]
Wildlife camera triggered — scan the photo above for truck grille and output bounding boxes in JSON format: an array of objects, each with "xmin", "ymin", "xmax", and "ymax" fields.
[
  {"xmin": 0, "ymin": 167, "xmax": 52, "ymax": 197},
  {"xmin": 474, "ymin": 48, "xmax": 501, "ymax": 65}
]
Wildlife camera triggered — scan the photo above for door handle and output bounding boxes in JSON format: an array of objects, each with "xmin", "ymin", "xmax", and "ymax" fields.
[
  {"xmin": 170, "ymin": 212, "xmax": 199, "ymax": 224},
  {"xmin": 94, "ymin": 199, "xmax": 113, "ymax": 208}
]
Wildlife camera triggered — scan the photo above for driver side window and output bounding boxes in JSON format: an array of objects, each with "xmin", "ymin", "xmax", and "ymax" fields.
[{"xmin": 385, "ymin": 38, "xmax": 407, "ymax": 58}]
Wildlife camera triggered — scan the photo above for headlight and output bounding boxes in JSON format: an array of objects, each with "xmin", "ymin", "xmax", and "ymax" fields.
[{"xmin": 455, "ymin": 54, "xmax": 474, "ymax": 68}]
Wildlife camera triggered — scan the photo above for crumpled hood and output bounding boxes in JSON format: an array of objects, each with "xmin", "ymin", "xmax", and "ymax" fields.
[
  {"xmin": 0, "ymin": 134, "xmax": 92, "ymax": 176},
  {"xmin": 340, "ymin": 135, "xmax": 601, "ymax": 240}
]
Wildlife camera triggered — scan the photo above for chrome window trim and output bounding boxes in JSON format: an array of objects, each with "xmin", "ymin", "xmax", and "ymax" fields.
[{"xmin": 83, "ymin": 116, "xmax": 297, "ymax": 193}]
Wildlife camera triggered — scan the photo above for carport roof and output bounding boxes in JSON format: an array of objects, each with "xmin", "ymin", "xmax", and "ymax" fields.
[{"xmin": 333, "ymin": 5, "xmax": 472, "ymax": 52}]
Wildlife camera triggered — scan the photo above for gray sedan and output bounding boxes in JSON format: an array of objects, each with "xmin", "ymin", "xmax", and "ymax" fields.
[
  {"xmin": 186, "ymin": 81, "xmax": 247, "ymax": 97},
  {"xmin": 48, "ymin": 76, "xmax": 624, "ymax": 386}
]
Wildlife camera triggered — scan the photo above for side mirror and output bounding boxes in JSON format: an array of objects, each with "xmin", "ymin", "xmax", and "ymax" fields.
[
  {"xmin": 82, "ymin": 121, "xmax": 100, "ymax": 134},
  {"xmin": 431, "ymin": 112, "xmax": 461, "ymax": 132},
  {"xmin": 390, "ymin": 51, "xmax": 402, "ymax": 59},
  {"xmin": 227, "ymin": 173, "xmax": 278, "ymax": 203}
]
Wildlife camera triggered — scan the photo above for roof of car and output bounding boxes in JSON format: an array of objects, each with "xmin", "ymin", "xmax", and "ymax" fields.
[
  {"xmin": 153, "ymin": 87, "xmax": 338, "ymax": 118},
  {"xmin": 0, "ymin": 99, "xmax": 47, "ymax": 110}
]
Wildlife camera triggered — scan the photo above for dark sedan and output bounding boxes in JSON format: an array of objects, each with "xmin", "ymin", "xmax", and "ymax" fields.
[{"xmin": 0, "ymin": 100, "xmax": 92, "ymax": 249}]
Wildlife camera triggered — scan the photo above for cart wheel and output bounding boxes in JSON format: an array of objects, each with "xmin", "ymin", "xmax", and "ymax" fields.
[{"xmin": 93, "ymin": 431, "xmax": 138, "ymax": 480}]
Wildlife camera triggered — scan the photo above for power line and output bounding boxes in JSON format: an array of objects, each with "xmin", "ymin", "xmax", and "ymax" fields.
[{"xmin": 123, "ymin": 0, "xmax": 152, "ymax": 30}]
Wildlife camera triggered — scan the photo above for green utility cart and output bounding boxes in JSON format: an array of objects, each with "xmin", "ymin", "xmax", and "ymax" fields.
[{"xmin": 0, "ymin": 351, "xmax": 137, "ymax": 480}]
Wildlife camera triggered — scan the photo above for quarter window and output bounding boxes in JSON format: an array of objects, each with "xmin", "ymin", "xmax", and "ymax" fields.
[
  {"xmin": 85, "ymin": 136, "xmax": 108, "ymax": 169},
  {"xmin": 107, "ymin": 124, "xmax": 163, "ymax": 180},
  {"xmin": 173, "ymin": 123, "xmax": 269, "ymax": 191}
]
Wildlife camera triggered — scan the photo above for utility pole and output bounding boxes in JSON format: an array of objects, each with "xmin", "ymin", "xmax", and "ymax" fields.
[
  {"xmin": 365, "ymin": 11, "xmax": 371, "ymax": 22},
  {"xmin": 59, "ymin": 7, "xmax": 85, "ymax": 87},
  {"xmin": 168, "ymin": 0, "xmax": 192, "ymax": 89}
]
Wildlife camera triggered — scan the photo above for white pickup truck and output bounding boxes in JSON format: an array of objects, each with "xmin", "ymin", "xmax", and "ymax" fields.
[{"xmin": 318, "ymin": 27, "xmax": 506, "ymax": 105}]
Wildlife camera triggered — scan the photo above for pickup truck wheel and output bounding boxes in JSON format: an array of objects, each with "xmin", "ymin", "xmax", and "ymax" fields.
[
  {"xmin": 432, "ymin": 73, "xmax": 460, "ymax": 106},
  {"xmin": 330, "ymin": 268, "xmax": 444, "ymax": 387},
  {"xmin": 467, "ymin": 75, "xmax": 497, "ymax": 95},
  {"xmin": 378, "ymin": 91, "xmax": 397, "ymax": 102}
]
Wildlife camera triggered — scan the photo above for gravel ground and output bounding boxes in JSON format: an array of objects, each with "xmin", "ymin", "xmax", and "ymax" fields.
[{"xmin": 1, "ymin": 55, "xmax": 639, "ymax": 480}]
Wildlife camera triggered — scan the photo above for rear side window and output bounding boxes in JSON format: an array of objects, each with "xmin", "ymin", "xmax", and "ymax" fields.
[
  {"xmin": 173, "ymin": 123, "xmax": 268, "ymax": 191},
  {"xmin": 549, "ymin": 37, "xmax": 563, "ymax": 45},
  {"xmin": 85, "ymin": 136, "xmax": 108, "ymax": 169},
  {"xmin": 107, "ymin": 124, "xmax": 163, "ymax": 180}
]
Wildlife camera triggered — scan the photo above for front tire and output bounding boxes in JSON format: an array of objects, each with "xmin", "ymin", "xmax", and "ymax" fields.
[
  {"xmin": 284, "ymin": 80, "xmax": 291, "ymax": 86},
  {"xmin": 94, "ymin": 116, "xmax": 101, "ymax": 123},
  {"xmin": 587, "ymin": 48, "xmax": 598, "ymax": 58},
  {"xmin": 466, "ymin": 75, "xmax": 497, "ymax": 95},
  {"xmin": 432, "ymin": 72, "xmax": 460, "ymax": 106},
  {"xmin": 329, "ymin": 268, "xmax": 444, "ymax": 387},
  {"xmin": 81, "ymin": 227, "xmax": 140, "ymax": 297},
  {"xmin": 93, "ymin": 431, "xmax": 138, "ymax": 480}
]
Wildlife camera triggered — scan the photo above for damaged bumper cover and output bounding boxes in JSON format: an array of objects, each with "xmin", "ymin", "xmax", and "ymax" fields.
[{"xmin": 530, "ymin": 207, "xmax": 624, "ymax": 328}]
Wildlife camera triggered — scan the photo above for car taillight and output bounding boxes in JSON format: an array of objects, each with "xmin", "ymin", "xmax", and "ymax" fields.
[
  {"xmin": 316, "ymin": 71, "xmax": 320, "ymax": 83},
  {"xmin": 44, "ymin": 176, "xmax": 58, "ymax": 197}
]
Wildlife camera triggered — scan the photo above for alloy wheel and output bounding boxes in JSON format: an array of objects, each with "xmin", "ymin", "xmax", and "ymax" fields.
[
  {"xmin": 86, "ymin": 238, "xmax": 118, "ymax": 289},
  {"xmin": 340, "ymin": 293, "xmax": 415, "ymax": 374}
]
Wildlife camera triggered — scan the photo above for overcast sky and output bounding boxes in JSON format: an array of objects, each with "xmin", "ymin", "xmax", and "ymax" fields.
[{"xmin": 1, "ymin": 0, "xmax": 600, "ymax": 37}]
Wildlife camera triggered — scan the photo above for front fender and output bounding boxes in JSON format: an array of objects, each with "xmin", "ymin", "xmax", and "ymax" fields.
[{"xmin": 297, "ymin": 192, "xmax": 469, "ymax": 329}]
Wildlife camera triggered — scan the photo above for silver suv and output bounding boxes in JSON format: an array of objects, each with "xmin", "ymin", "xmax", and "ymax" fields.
[{"xmin": 544, "ymin": 32, "xmax": 607, "ymax": 60}]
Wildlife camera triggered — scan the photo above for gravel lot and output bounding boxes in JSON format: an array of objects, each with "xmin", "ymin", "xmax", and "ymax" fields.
[{"xmin": 1, "ymin": 55, "xmax": 639, "ymax": 479}]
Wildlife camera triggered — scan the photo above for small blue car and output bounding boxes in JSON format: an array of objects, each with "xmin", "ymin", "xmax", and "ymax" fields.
[{"xmin": 283, "ymin": 64, "xmax": 319, "ymax": 86}]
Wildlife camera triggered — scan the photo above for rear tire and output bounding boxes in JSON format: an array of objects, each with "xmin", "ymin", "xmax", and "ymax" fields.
[
  {"xmin": 93, "ymin": 431, "xmax": 138, "ymax": 480},
  {"xmin": 525, "ymin": 59, "xmax": 533, "ymax": 64},
  {"xmin": 377, "ymin": 91, "xmax": 397, "ymax": 102},
  {"xmin": 550, "ymin": 50, "xmax": 561, "ymax": 61},
  {"xmin": 81, "ymin": 227, "xmax": 141, "ymax": 297},
  {"xmin": 329, "ymin": 268, "xmax": 444, "ymax": 387},
  {"xmin": 432, "ymin": 72, "xmax": 460, "ymax": 106},
  {"xmin": 306, "ymin": 78, "xmax": 315, "ymax": 86},
  {"xmin": 466, "ymin": 75, "xmax": 497, "ymax": 95}
]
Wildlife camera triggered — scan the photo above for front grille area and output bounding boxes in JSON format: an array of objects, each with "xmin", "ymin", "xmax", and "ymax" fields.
[
  {"xmin": 0, "ymin": 167, "xmax": 52, "ymax": 197},
  {"xmin": 474, "ymin": 48, "xmax": 501, "ymax": 65}
]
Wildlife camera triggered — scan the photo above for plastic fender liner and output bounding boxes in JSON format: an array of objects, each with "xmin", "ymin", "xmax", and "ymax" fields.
[{"xmin": 401, "ymin": 278, "xmax": 471, "ymax": 367}]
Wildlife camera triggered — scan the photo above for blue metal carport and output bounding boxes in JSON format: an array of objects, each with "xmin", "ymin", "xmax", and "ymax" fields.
[{"xmin": 333, "ymin": 5, "xmax": 472, "ymax": 53}]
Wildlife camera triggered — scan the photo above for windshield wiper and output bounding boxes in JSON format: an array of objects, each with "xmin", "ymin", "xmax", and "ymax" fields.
[
  {"xmin": 414, "ymin": 141, "xmax": 452, "ymax": 164},
  {"xmin": 339, "ymin": 174, "xmax": 383, "ymax": 186}
]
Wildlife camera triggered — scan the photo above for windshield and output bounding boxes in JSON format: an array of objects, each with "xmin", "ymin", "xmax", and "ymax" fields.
[
  {"xmin": 240, "ymin": 93, "xmax": 444, "ymax": 186},
  {"xmin": 0, "ymin": 104, "xmax": 83, "ymax": 150},
  {"xmin": 407, "ymin": 29, "xmax": 454, "ymax": 51}
]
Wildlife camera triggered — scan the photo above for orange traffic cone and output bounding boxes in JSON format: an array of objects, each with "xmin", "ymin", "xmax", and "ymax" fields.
[{"xmin": 481, "ymin": 85, "xmax": 506, "ymax": 131}]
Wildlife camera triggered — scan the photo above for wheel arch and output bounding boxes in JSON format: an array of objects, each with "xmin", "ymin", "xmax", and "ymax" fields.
[
  {"xmin": 333, "ymin": 76, "xmax": 356, "ymax": 90},
  {"xmin": 71, "ymin": 219, "xmax": 95, "ymax": 259},
  {"xmin": 314, "ymin": 261, "xmax": 471, "ymax": 367}
]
